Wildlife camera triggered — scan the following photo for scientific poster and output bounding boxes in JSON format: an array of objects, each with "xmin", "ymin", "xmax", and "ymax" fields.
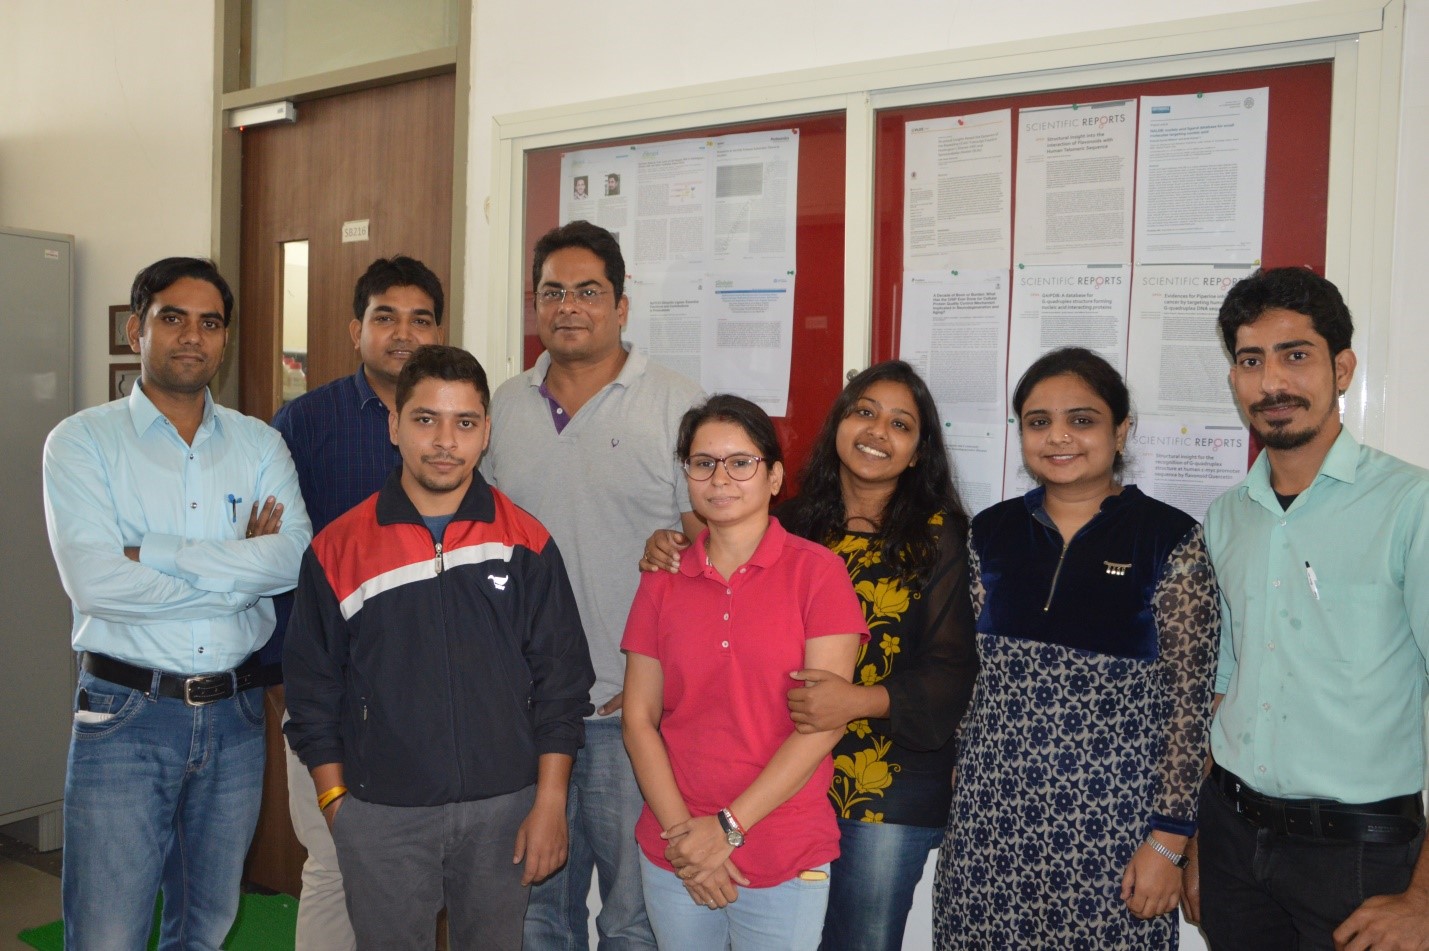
[
  {"xmin": 1125, "ymin": 264, "xmax": 1255, "ymax": 418},
  {"xmin": 1134, "ymin": 89, "xmax": 1269, "ymax": 265},
  {"xmin": 560, "ymin": 130, "xmax": 799, "ymax": 409},
  {"xmin": 903, "ymin": 110, "xmax": 1012, "ymax": 271},
  {"xmin": 1014, "ymin": 100, "xmax": 1137, "ymax": 265},
  {"xmin": 1122, "ymin": 418, "xmax": 1250, "ymax": 521},
  {"xmin": 899, "ymin": 270, "xmax": 1011, "ymax": 513}
]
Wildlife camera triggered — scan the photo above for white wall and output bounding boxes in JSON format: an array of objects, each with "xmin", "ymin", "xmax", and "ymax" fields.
[{"xmin": 0, "ymin": 0, "xmax": 216, "ymax": 411}]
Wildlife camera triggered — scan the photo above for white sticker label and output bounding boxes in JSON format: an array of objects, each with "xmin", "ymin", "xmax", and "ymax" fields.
[
  {"xmin": 341, "ymin": 219, "xmax": 370, "ymax": 243},
  {"xmin": 44, "ymin": 248, "xmax": 59, "ymax": 260}
]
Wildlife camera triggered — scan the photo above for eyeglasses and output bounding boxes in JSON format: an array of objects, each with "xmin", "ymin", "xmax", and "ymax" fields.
[
  {"xmin": 535, "ymin": 287, "xmax": 610, "ymax": 307},
  {"xmin": 682, "ymin": 453, "xmax": 766, "ymax": 482}
]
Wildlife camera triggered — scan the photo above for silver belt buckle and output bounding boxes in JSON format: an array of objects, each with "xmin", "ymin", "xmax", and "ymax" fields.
[{"xmin": 183, "ymin": 674, "xmax": 230, "ymax": 706}]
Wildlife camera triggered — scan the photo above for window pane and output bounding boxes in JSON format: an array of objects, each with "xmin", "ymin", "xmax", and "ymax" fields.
[{"xmin": 247, "ymin": 0, "xmax": 458, "ymax": 88}]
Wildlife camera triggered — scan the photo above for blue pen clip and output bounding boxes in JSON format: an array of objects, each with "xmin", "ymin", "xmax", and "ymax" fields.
[{"xmin": 226, "ymin": 493, "xmax": 243, "ymax": 524}]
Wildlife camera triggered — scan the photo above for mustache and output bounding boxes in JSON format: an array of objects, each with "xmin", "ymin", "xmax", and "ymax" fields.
[
  {"xmin": 422, "ymin": 453, "xmax": 465, "ymax": 465},
  {"xmin": 1250, "ymin": 394, "xmax": 1310, "ymax": 414}
]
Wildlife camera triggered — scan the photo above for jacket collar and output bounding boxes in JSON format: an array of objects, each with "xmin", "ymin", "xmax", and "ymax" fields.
[{"xmin": 375, "ymin": 466, "xmax": 496, "ymax": 527}]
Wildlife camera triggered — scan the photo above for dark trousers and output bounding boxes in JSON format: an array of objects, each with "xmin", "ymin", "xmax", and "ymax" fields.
[{"xmin": 1199, "ymin": 773, "xmax": 1424, "ymax": 951}]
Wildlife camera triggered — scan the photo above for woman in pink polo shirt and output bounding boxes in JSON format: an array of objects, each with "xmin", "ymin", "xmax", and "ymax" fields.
[{"xmin": 622, "ymin": 394, "xmax": 868, "ymax": 951}]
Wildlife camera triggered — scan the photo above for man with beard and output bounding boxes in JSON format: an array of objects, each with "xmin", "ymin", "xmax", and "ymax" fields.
[
  {"xmin": 1183, "ymin": 268, "xmax": 1429, "ymax": 951},
  {"xmin": 283, "ymin": 345, "xmax": 594, "ymax": 949}
]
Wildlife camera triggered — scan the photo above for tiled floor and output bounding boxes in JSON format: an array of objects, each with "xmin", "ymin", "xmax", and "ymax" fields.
[{"xmin": 0, "ymin": 856, "xmax": 60, "ymax": 950}]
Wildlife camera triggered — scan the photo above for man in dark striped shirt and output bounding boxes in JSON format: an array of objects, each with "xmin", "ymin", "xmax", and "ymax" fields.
[{"xmin": 267, "ymin": 255, "xmax": 446, "ymax": 950}]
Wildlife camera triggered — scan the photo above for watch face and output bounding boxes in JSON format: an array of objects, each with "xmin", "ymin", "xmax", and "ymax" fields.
[{"xmin": 726, "ymin": 829, "xmax": 745, "ymax": 848}]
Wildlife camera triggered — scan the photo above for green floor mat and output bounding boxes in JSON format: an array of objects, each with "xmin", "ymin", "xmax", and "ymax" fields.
[{"xmin": 18, "ymin": 891, "xmax": 297, "ymax": 951}]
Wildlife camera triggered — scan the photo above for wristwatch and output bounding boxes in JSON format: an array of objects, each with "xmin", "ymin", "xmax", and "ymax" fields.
[
  {"xmin": 1147, "ymin": 837, "xmax": 1188, "ymax": 869},
  {"xmin": 717, "ymin": 808, "xmax": 746, "ymax": 848}
]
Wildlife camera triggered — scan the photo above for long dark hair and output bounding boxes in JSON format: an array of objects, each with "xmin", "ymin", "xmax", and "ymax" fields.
[{"xmin": 780, "ymin": 361, "xmax": 966, "ymax": 583}]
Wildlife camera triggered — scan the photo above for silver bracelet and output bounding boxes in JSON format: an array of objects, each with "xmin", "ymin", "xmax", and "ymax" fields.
[{"xmin": 1147, "ymin": 837, "xmax": 1188, "ymax": 869}]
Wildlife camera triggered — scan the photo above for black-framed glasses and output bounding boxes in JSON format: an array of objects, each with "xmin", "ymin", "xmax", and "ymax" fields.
[
  {"xmin": 535, "ymin": 286, "xmax": 610, "ymax": 307},
  {"xmin": 682, "ymin": 453, "xmax": 766, "ymax": 482}
]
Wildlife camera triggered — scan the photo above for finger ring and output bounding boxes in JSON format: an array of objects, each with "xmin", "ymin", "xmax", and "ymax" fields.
[{"xmin": 245, "ymin": 531, "xmax": 254, "ymax": 538}]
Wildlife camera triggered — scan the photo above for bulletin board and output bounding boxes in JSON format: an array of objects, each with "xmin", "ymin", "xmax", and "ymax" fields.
[
  {"xmin": 869, "ymin": 61, "xmax": 1333, "ymax": 362},
  {"xmin": 523, "ymin": 112, "xmax": 847, "ymax": 485}
]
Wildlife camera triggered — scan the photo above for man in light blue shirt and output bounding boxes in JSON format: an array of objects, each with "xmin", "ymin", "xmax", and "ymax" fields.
[
  {"xmin": 42, "ymin": 257, "xmax": 310, "ymax": 951},
  {"xmin": 1187, "ymin": 268, "xmax": 1429, "ymax": 951}
]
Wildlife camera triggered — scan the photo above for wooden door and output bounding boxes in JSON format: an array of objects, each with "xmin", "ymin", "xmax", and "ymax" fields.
[
  {"xmin": 239, "ymin": 72, "xmax": 455, "ymax": 420},
  {"xmin": 237, "ymin": 73, "xmax": 454, "ymax": 895}
]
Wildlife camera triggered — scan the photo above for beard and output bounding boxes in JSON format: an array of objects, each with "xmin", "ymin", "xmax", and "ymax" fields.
[
  {"xmin": 1249, "ymin": 394, "xmax": 1318, "ymax": 450},
  {"xmin": 412, "ymin": 455, "xmax": 471, "ymax": 494}
]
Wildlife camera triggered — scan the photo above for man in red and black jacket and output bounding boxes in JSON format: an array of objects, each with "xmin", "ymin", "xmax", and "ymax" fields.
[{"xmin": 284, "ymin": 344, "xmax": 594, "ymax": 949}]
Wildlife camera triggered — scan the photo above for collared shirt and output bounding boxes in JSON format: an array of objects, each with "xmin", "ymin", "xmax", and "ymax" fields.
[
  {"xmin": 271, "ymin": 368, "xmax": 398, "ymax": 534},
  {"xmin": 622, "ymin": 517, "xmax": 869, "ymax": 887},
  {"xmin": 482, "ymin": 344, "xmax": 704, "ymax": 708},
  {"xmin": 1206, "ymin": 427, "xmax": 1429, "ymax": 801},
  {"xmin": 42, "ymin": 384, "xmax": 311, "ymax": 675}
]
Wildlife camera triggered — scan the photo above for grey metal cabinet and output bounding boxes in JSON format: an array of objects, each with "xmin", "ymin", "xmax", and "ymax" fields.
[{"xmin": 0, "ymin": 227, "xmax": 75, "ymax": 848}]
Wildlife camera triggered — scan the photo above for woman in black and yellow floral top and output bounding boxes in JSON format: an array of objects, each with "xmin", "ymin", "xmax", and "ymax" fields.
[
  {"xmin": 780, "ymin": 361, "xmax": 977, "ymax": 951},
  {"xmin": 642, "ymin": 360, "xmax": 978, "ymax": 950}
]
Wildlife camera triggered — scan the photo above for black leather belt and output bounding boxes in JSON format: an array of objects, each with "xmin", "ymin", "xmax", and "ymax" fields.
[
  {"xmin": 1212, "ymin": 765, "xmax": 1424, "ymax": 845},
  {"xmin": 81, "ymin": 651, "xmax": 274, "ymax": 706}
]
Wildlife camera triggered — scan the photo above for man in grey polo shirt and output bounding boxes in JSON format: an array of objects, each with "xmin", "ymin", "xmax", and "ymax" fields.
[{"xmin": 482, "ymin": 220, "xmax": 703, "ymax": 950}]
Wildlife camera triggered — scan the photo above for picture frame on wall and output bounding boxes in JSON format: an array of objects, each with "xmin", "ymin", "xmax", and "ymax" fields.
[
  {"xmin": 110, "ymin": 363, "xmax": 141, "ymax": 401},
  {"xmin": 109, "ymin": 304, "xmax": 132, "ymax": 356}
]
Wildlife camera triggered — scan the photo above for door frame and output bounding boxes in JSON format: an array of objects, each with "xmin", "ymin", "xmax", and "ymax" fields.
[{"xmin": 208, "ymin": 0, "xmax": 471, "ymax": 407}]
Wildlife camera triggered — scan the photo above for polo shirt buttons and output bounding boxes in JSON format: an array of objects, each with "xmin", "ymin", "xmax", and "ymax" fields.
[
  {"xmin": 190, "ymin": 502, "xmax": 198, "ymax": 509},
  {"xmin": 1272, "ymin": 579, "xmax": 1281, "ymax": 587},
  {"xmin": 721, "ymin": 640, "xmax": 729, "ymax": 648},
  {"xmin": 726, "ymin": 588, "xmax": 732, "ymax": 595},
  {"xmin": 723, "ymin": 613, "xmax": 729, "ymax": 620}
]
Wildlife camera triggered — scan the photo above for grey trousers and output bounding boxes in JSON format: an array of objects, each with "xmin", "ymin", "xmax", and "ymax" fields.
[{"xmin": 330, "ymin": 786, "xmax": 536, "ymax": 951}]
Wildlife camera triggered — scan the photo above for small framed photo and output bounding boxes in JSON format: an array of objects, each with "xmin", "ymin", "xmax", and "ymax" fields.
[
  {"xmin": 109, "ymin": 304, "xmax": 133, "ymax": 355},
  {"xmin": 110, "ymin": 363, "xmax": 141, "ymax": 401}
]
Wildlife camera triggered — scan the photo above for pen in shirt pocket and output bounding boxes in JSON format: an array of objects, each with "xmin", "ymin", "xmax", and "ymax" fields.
[
  {"xmin": 1304, "ymin": 561, "xmax": 1321, "ymax": 600},
  {"xmin": 226, "ymin": 493, "xmax": 243, "ymax": 524}
]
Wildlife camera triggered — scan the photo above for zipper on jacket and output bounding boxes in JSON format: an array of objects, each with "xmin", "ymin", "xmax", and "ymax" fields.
[
  {"xmin": 1043, "ymin": 541, "xmax": 1070, "ymax": 612},
  {"xmin": 434, "ymin": 542, "xmax": 444, "ymax": 574}
]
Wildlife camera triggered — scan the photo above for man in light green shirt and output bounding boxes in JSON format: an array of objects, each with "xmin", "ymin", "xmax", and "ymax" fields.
[{"xmin": 1187, "ymin": 268, "xmax": 1429, "ymax": 951}]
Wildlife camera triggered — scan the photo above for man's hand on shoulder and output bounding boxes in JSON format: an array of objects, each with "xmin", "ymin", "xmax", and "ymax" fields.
[{"xmin": 1334, "ymin": 885, "xmax": 1429, "ymax": 951}]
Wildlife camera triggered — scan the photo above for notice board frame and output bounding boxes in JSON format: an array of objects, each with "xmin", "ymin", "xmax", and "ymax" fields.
[
  {"xmin": 487, "ymin": 0, "xmax": 1402, "ymax": 454},
  {"xmin": 521, "ymin": 114, "xmax": 848, "ymax": 483}
]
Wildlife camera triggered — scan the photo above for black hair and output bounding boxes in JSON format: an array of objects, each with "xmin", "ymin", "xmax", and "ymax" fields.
[
  {"xmin": 531, "ymin": 220, "xmax": 625, "ymax": 301},
  {"xmin": 1217, "ymin": 266, "xmax": 1353, "ymax": 356},
  {"xmin": 130, "ymin": 257, "xmax": 234, "ymax": 327},
  {"xmin": 676, "ymin": 394, "xmax": 783, "ymax": 466},
  {"xmin": 352, "ymin": 256, "xmax": 445, "ymax": 324},
  {"xmin": 779, "ymin": 360, "xmax": 967, "ymax": 582},
  {"xmin": 1011, "ymin": 347, "xmax": 1131, "ymax": 475},
  {"xmin": 394, "ymin": 345, "xmax": 489, "ymax": 412}
]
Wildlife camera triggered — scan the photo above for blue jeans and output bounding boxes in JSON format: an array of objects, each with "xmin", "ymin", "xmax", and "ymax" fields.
[
  {"xmin": 62, "ymin": 669, "xmax": 266, "ymax": 951},
  {"xmin": 821, "ymin": 819, "xmax": 942, "ymax": 951},
  {"xmin": 524, "ymin": 716, "xmax": 655, "ymax": 950},
  {"xmin": 640, "ymin": 854, "xmax": 831, "ymax": 950}
]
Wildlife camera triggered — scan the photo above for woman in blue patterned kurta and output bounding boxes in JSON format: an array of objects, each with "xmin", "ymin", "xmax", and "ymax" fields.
[{"xmin": 933, "ymin": 348, "xmax": 1219, "ymax": 949}]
